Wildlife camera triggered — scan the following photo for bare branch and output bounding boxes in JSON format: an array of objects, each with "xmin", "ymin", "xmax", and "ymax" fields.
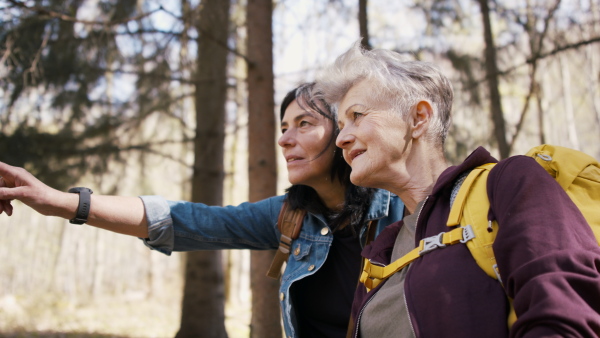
[
  {"xmin": 133, "ymin": 147, "xmax": 192, "ymax": 167},
  {"xmin": 530, "ymin": 36, "xmax": 600, "ymax": 63},
  {"xmin": 160, "ymin": 0, "xmax": 252, "ymax": 65},
  {"xmin": 96, "ymin": 66, "xmax": 227, "ymax": 85},
  {"xmin": 114, "ymin": 28, "xmax": 183, "ymax": 36},
  {"xmin": 508, "ymin": 0, "xmax": 561, "ymax": 152},
  {"xmin": 0, "ymin": 36, "xmax": 14, "ymax": 68},
  {"xmin": 22, "ymin": 25, "xmax": 51, "ymax": 87},
  {"xmin": 470, "ymin": 36, "xmax": 600, "ymax": 90},
  {"xmin": 534, "ymin": 0, "xmax": 562, "ymax": 59},
  {"xmin": 6, "ymin": 0, "xmax": 162, "ymax": 26},
  {"xmin": 5, "ymin": 0, "xmax": 252, "ymax": 67}
]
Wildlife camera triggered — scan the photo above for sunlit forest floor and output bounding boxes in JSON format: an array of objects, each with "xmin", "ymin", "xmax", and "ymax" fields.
[{"xmin": 0, "ymin": 293, "xmax": 250, "ymax": 338}]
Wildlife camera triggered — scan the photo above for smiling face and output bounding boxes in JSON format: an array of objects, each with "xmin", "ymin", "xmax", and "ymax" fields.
[
  {"xmin": 335, "ymin": 80, "xmax": 412, "ymax": 189},
  {"xmin": 278, "ymin": 99, "xmax": 337, "ymax": 188}
]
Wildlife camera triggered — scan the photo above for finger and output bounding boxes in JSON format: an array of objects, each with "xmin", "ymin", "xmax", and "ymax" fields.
[
  {"xmin": 0, "ymin": 200, "xmax": 12, "ymax": 216},
  {"xmin": 0, "ymin": 163, "xmax": 21, "ymax": 188},
  {"xmin": 0, "ymin": 162, "xmax": 13, "ymax": 179},
  {"xmin": 0, "ymin": 175, "xmax": 8, "ymax": 188},
  {"xmin": 0, "ymin": 186, "xmax": 23, "ymax": 201}
]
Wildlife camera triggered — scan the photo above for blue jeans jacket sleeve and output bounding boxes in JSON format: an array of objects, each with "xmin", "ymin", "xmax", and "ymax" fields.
[{"xmin": 139, "ymin": 195, "xmax": 284, "ymax": 255}]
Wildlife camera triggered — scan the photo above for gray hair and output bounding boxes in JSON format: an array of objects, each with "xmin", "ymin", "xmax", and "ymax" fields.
[{"xmin": 316, "ymin": 42, "xmax": 454, "ymax": 146}]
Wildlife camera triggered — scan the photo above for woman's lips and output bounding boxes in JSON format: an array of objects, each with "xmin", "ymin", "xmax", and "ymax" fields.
[
  {"xmin": 349, "ymin": 149, "xmax": 366, "ymax": 161},
  {"xmin": 285, "ymin": 155, "xmax": 304, "ymax": 163}
]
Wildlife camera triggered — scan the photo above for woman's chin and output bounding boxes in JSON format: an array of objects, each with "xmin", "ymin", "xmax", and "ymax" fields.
[{"xmin": 350, "ymin": 172, "xmax": 372, "ymax": 188}]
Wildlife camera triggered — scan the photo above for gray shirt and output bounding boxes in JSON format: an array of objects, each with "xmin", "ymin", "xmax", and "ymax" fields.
[{"xmin": 359, "ymin": 201, "xmax": 423, "ymax": 338}]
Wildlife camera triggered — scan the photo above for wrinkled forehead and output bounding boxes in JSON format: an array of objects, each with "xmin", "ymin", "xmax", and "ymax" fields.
[{"xmin": 338, "ymin": 79, "xmax": 393, "ymax": 114}]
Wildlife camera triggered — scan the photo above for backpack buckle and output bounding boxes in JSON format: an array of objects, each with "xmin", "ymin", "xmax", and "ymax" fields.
[
  {"xmin": 460, "ymin": 224, "xmax": 475, "ymax": 243},
  {"xmin": 420, "ymin": 233, "xmax": 446, "ymax": 255}
]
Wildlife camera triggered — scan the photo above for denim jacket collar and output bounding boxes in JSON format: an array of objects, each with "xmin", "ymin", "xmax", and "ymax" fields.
[
  {"xmin": 365, "ymin": 189, "xmax": 393, "ymax": 221},
  {"xmin": 305, "ymin": 189, "xmax": 394, "ymax": 227}
]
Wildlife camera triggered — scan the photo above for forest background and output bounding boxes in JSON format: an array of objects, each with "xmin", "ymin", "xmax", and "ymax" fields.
[{"xmin": 1, "ymin": 0, "xmax": 599, "ymax": 337}]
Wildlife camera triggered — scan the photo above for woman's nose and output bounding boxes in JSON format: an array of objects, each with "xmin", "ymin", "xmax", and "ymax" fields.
[
  {"xmin": 278, "ymin": 131, "xmax": 295, "ymax": 148},
  {"xmin": 336, "ymin": 128, "xmax": 354, "ymax": 149}
]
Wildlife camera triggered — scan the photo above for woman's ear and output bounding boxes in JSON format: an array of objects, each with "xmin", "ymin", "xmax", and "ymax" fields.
[{"xmin": 411, "ymin": 101, "xmax": 433, "ymax": 139}]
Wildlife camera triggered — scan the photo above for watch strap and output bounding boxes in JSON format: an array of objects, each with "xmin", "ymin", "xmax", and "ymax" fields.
[{"xmin": 68, "ymin": 187, "xmax": 93, "ymax": 224}]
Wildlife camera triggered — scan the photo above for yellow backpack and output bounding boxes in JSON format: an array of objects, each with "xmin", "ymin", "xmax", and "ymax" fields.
[{"xmin": 360, "ymin": 144, "xmax": 600, "ymax": 324}]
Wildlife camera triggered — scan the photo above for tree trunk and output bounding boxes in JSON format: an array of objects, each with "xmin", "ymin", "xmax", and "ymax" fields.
[
  {"xmin": 535, "ymin": 82, "xmax": 546, "ymax": 145},
  {"xmin": 358, "ymin": 0, "xmax": 371, "ymax": 50},
  {"xmin": 477, "ymin": 0, "xmax": 510, "ymax": 159},
  {"xmin": 246, "ymin": 0, "xmax": 281, "ymax": 337},
  {"xmin": 559, "ymin": 54, "xmax": 580, "ymax": 150},
  {"xmin": 587, "ymin": 0, "xmax": 600, "ymax": 132},
  {"xmin": 176, "ymin": 0, "xmax": 231, "ymax": 337}
]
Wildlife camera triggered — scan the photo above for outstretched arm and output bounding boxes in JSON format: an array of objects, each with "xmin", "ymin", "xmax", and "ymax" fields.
[{"xmin": 0, "ymin": 161, "xmax": 148, "ymax": 238}]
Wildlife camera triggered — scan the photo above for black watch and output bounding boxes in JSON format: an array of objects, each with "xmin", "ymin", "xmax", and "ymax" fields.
[{"xmin": 68, "ymin": 187, "xmax": 93, "ymax": 224}]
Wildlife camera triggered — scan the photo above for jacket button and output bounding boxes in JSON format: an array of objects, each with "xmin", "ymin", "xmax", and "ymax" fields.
[
  {"xmin": 308, "ymin": 264, "xmax": 315, "ymax": 271},
  {"xmin": 280, "ymin": 292, "xmax": 285, "ymax": 301},
  {"xmin": 320, "ymin": 227, "xmax": 329, "ymax": 235},
  {"xmin": 294, "ymin": 246, "xmax": 300, "ymax": 256}
]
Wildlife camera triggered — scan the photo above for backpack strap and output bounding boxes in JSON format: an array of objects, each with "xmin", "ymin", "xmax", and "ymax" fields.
[
  {"xmin": 360, "ymin": 225, "xmax": 473, "ymax": 291},
  {"xmin": 446, "ymin": 163, "xmax": 501, "ymax": 281},
  {"xmin": 358, "ymin": 163, "xmax": 497, "ymax": 292},
  {"xmin": 266, "ymin": 201, "xmax": 306, "ymax": 279},
  {"xmin": 447, "ymin": 162, "xmax": 517, "ymax": 328}
]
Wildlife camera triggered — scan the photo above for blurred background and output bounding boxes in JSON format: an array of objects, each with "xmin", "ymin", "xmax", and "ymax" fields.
[{"xmin": 0, "ymin": 0, "xmax": 599, "ymax": 337}]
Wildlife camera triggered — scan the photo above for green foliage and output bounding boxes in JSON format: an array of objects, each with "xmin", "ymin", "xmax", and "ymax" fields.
[
  {"xmin": 0, "ymin": 0, "xmax": 190, "ymax": 187},
  {"xmin": 0, "ymin": 122, "xmax": 132, "ymax": 190}
]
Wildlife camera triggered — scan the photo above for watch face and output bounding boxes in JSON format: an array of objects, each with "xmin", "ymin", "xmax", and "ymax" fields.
[{"xmin": 68, "ymin": 187, "xmax": 93, "ymax": 194}]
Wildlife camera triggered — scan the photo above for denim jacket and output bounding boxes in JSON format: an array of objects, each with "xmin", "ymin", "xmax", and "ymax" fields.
[{"xmin": 139, "ymin": 189, "xmax": 404, "ymax": 338}]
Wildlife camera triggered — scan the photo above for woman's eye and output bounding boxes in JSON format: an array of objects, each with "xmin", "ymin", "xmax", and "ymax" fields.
[
  {"xmin": 353, "ymin": 112, "xmax": 364, "ymax": 120},
  {"xmin": 281, "ymin": 128, "xmax": 287, "ymax": 134},
  {"xmin": 299, "ymin": 120, "xmax": 310, "ymax": 127}
]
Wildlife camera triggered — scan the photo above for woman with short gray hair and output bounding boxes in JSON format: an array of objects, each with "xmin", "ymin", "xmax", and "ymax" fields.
[
  {"xmin": 317, "ymin": 42, "xmax": 600, "ymax": 337},
  {"xmin": 318, "ymin": 43, "xmax": 453, "ymax": 147}
]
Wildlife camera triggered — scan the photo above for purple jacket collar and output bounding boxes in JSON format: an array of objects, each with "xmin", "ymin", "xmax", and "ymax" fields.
[
  {"xmin": 432, "ymin": 146, "xmax": 498, "ymax": 195},
  {"xmin": 361, "ymin": 147, "xmax": 498, "ymax": 264}
]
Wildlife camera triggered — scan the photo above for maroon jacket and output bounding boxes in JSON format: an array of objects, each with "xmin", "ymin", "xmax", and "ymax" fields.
[{"xmin": 350, "ymin": 147, "xmax": 600, "ymax": 337}]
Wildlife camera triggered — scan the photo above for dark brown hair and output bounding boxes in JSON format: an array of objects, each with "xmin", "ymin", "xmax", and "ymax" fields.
[{"xmin": 280, "ymin": 82, "xmax": 375, "ymax": 233}]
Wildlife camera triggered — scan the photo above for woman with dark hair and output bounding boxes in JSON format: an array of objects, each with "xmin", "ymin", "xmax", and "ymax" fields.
[{"xmin": 0, "ymin": 82, "xmax": 404, "ymax": 338}]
